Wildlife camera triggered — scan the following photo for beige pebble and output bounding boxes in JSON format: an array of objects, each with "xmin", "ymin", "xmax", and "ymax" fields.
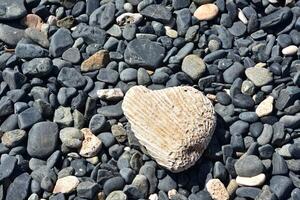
[
  {"xmin": 282, "ymin": 45, "xmax": 298, "ymax": 56},
  {"xmin": 254, "ymin": 62, "xmax": 267, "ymax": 68},
  {"xmin": 168, "ymin": 189, "xmax": 177, "ymax": 199},
  {"xmin": 81, "ymin": 50, "xmax": 110, "ymax": 72},
  {"xmin": 226, "ymin": 179, "xmax": 238, "ymax": 196},
  {"xmin": 22, "ymin": 14, "xmax": 43, "ymax": 30},
  {"xmin": 238, "ymin": 9, "xmax": 248, "ymax": 24},
  {"xmin": 86, "ymin": 156, "xmax": 99, "ymax": 165},
  {"xmin": 194, "ymin": 4, "xmax": 219, "ymax": 21},
  {"xmin": 97, "ymin": 88, "xmax": 124, "ymax": 101},
  {"xmin": 79, "ymin": 128, "xmax": 102, "ymax": 158},
  {"xmin": 165, "ymin": 26, "xmax": 178, "ymax": 38},
  {"xmin": 236, "ymin": 173, "xmax": 266, "ymax": 186},
  {"xmin": 47, "ymin": 15, "xmax": 57, "ymax": 26},
  {"xmin": 53, "ymin": 176, "xmax": 79, "ymax": 194},
  {"xmin": 97, "ymin": 191, "xmax": 105, "ymax": 200},
  {"xmin": 256, "ymin": 96, "xmax": 274, "ymax": 117},
  {"xmin": 206, "ymin": 179, "xmax": 229, "ymax": 200}
]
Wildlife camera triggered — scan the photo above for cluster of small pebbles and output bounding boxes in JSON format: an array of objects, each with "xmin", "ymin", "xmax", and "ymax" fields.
[{"xmin": 0, "ymin": 0, "xmax": 299, "ymax": 200}]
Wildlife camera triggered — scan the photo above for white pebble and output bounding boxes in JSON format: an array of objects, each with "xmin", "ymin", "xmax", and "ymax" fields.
[
  {"xmin": 256, "ymin": 96, "xmax": 274, "ymax": 117},
  {"xmin": 282, "ymin": 45, "xmax": 298, "ymax": 56},
  {"xmin": 238, "ymin": 9, "xmax": 248, "ymax": 24},
  {"xmin": 149, "ymin": 194, "xmax": 159, "ymax": 200},
  {"xmin": 124, "ymin": 2, "xmax": 133, "ymax": 12},
  {"xmin": 236, "ymin": 173, "xmax": 266, "ymax": 186}
]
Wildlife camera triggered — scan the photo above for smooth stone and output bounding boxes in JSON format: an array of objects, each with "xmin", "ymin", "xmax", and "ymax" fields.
[
  {"xmin": 0, "ymin": 24, "xmax": 24, "ymax": 46},
  {"xmin": 279, "ymin": 114, "xmax": 300, "ymax": 129},
  {"xmin": 99, "ymin": 132, "xmax": 116, "ymax": 148},
  {"xmin": 97, "ymin": 101, "xmax": 123, "ymax": 118},
  {"xmin": 232, "ymin": 93, "xmax": 255, "ymax": 109},
  {"xmin": 120, "ymin": 68, "xmax": 138, "ymax": 82},
  {"xmin": 0, "ymin": 97, "xmax": 14, "ymax": 117},
  {"xmin": 259, "ymin": 144, "xmax": 274, "ymax": 159},
  {"xmin": 59, "ymin": 127, "xmax": 83, "ymax": 148},
  {"xmin": 53, "ymin": 176, "xmax": 79, "ymax": 194},
  {"xmin": 181, "ymin": 54, "xmax": 206, "ymax": 81},
  {"xmin": 58, "ymin": 67, "xmax": 86, "ymax": 88},
  {"xmin": 289, "ymin": 143, "xmax": 300, "ymax": 159},
  {"xmin": 124, "ymin": 39, "xmax": 165, "ymax": 69},
  {"xmin": 131, "ymin": 175, "xmax": 149, "ymax": 198},
  {"xmin": 236, "ymin": 174, "xmax": 266, "ymax": 186},
  {"xmin": 140, "ymin": 4, "xmax": 172, "ymax": 24},
  {"xmin": 245, "ymin": 67, "xmax": 273, "ymax": 87},
  {"xmin": 5, "ymin": 173, "xmax": 31, "ymax": 200},
  {"xmin": 1, "ymin": 129, "xmax": 26, "ymax": 147},
  {"xmin": 194, "ymin": 4, "xmax": 219, "ymax": 21},
  {"xmin": 175, "ymin": 8, "xmax": 191, "ymax": 36},
  {"xmin": 260, "ymin": 7, "xmax": 291, "ymax": 29},
  {"xmin": 97, "ymin": 68, "xmax": 119, "ymax": 84},
  {"xmin": 27, "ymin": 122, "xmax": 58, "ymax": 158},
  {"xmin": 270, "ymin": 175, "xmax": 293, "ymax": 200},
  {"xmin": 49, "ymin": 28, "xmax": 74, "ymax": 57},
  {"xmin": 228, "ymin": 21, "xmax": 247, "ymax": 37},
  {"xmin": 234, "ymin": 155, "xmax": 264, "ymax": 177},
  {"xmin": 257, "ymin": 124, "xmax": 273, "ymax": 145},
  {"xmin": 111, "ymin": 124, "xmax": 127, "ymax": 143},
  {"xmin": 223, "ymin": 62, "xmax": 244, "ymax": 84},
  {"xmin": 53, "ymin": 106, "xmax": 73, "ymax": 127},
  {"xmin": 292, "ymin": 188, "xmax": 300, "ymax": 200}
]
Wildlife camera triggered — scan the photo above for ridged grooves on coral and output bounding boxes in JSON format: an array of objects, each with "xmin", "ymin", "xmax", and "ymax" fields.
[{"xmin": 122, "ymin": 86, "xmax": 216, "ymax": 172}]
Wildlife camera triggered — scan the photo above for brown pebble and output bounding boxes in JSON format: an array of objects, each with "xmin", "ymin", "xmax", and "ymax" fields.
[
  {"xmin": 22, "ymin": 14, "xmax": 43, "ymax": 31},
  {"xmin": 81, "ymin": 50, "xmax": 110, "ymax": 72}
]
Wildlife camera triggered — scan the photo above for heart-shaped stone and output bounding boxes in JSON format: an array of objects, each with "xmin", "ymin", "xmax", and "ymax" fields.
[{"xmin": 122, "ymin": 86, "xmax": 216, "ymax": 172}]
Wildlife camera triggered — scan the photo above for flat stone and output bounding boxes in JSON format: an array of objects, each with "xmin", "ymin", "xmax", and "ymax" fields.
[
  {"xmin": 15, "ymin": 43, "xmax": 48, "ymax": 59},
  {"xmin": 62, "ymin": 47, "xmax": 81, "ymax": 64},
  {"xmin": 245, "ymin": 67, "xmax": 273, "ymax": 87},
  {"xmin": 223, "ymin": 62, "xmax": 245, "ymax": 84},
  {"xmin": 236, "ymin": 173, "xmax": 266, "ymax": 186},
  {"xmin": 22, "ymin": 58, "xmax": 53, "ymax": 77},
  {"xmin": 79, "ymin": 128, "xmax": 102, "ymax": 158},
  {"xmin": 53, "ymin": 176, "xmax": 79, "ymax": 194},
  {"xmin": 106, "ymin": 191, "xmax": 127, "ymax": 200},
  {"xmin": 279, "ymin": 114, "xmax": 300, "ymax": 129},
  {"xmin": 182, "ymin": 54, "xmax": 206, "ymax": 81},
  {"xmin": 97, "ymin": 88, "xmax": 124, "ymax": 101},
  {"xmin": 206, "ymin": 179, "xmax": 229, "ymax": 200},
  {"xmin": 140, "ymin": 4, "xmax": 172, "ymax": 24},
  {"xmin": 1, "ymin": 129, "xmax": 26, "ymax": 147},
  {"xmin": 97, "ymin": 101, "xmax": 123, "ymax": 118},
  {"xmin": 27, "ymin": 122, "xmax": 58, "ymax": 159},
  {"xmin": 58, "ymin": 67, "xmax": 86, "ymax": 88},
  {"xmin": 270, "ymin": 175, "xmax": 293, "ymax": 200},
  {"xmin": 18, "ymin": 107, "xmax": 43, "ymax": 129},
  {"xmin": 260, "ymin": 7, "xmax": 292, "ymax": 29},
  {"xmin": 0, "ymin": 24, "xmax": 24, "ymax": 46},
  {"xmin": 194, "ymin": 4, "xmax": 219, "ymax": 21},
  {"xmin": 0, "ymin": 155, "xmax": 17, "ymax": 181},
  {"xmin": 97, "ymin": 68, "xmax": 119, "ymax": 84},
  {"xmin": 25, "ymin": 28, "xmax": 49, "ymax": 48},
  {"xmin": 81, "ymin": 50, "xmax": 109, "ymax": 72},
  {"xmin": 89, "ymin": 2, "xmax": 116, "ymax": 29},
  {"xmin": 0, "ymin": 0, "xmax": 27, "ymax": 20},
  {"xmin": 5, "ymin": 173, "xmax": 31, "ymax": 200},
  {"xmin": 256, "ymin": 96, "xmax": 274, "ymax": 117},
  {"xmin": 124, "ymin": 39, "xmax": 165, "ymax": 69},
  {"xmin": 236, "ymin": 187, "xmax": 262, "ymax": 199},
  {"xmin": 77, "ymin": 181, "xmax": 100, "ymax": 199},
  {"xmin": 72, "ymin": 23, "xmax": 106, "ymax": 45}
]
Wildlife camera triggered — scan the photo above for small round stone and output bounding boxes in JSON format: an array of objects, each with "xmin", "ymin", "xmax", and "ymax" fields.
[
  {"xmin": 194, "ymin": 4, "xmax": 219, "ymax": 21},
  {"xmin": 181, "ymin": 54, "xmax": 206, "ymax": 81},
  {"xmin": 234, "ymin": 155, "xmax": 264, "ymax": 177}
]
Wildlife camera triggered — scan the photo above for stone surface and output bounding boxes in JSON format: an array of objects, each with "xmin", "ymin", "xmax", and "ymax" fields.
[
  {"xmin": 97, "ymin": 88, "xmax": 124, "ymax": 101},
  {"xmin": 245, "ymin": 67, "xmax": 273, "ymax": 87},
  {"xmin": 0, "ymin": 0, "xmax": 27, "ymax": 20},
  {"xmin": 234, "ymin": 155, "xmax": 264, "ymax": 177},
  {"xmin": 256, "ymin": 96, "xmax": 274, "ymax": 117},
  {"xmin": 122, "ymin": 86, "xmax": 216, "ymax": 172},
  {"xmin": 53, "ymin": 176, "xmax": 79, "ymax": 194},
  {"xmin": 194, "ymin": 4, "xmax": 219, "ymax": 21},
  {"xmin": 1, "ymin": 129, "xmax": 26, "ymax": 147},
  {"xmin": 5, "ymin": 173, "xmax": 31, "ymax": 200},
  {"xmin": 140, "ymin": 4, "xmax": 172, "ymax": 24},
  {"xmin": 27, "ymin": 122, "xmax": 58, "ymax": 158},
  {"xmin": 79, "ymin": 128, "xmax": 102, "ymax": 158},
  {"xmin": 49, "ymin": 28, "xmax": 74, "ymax": 57},
  {"xmin": 206, "ymin": 179, "xmax": 229, "ymax": 200},
  {"xmin": 59, "ymin": 127, "xmax": 83, "ymax": 149}
]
